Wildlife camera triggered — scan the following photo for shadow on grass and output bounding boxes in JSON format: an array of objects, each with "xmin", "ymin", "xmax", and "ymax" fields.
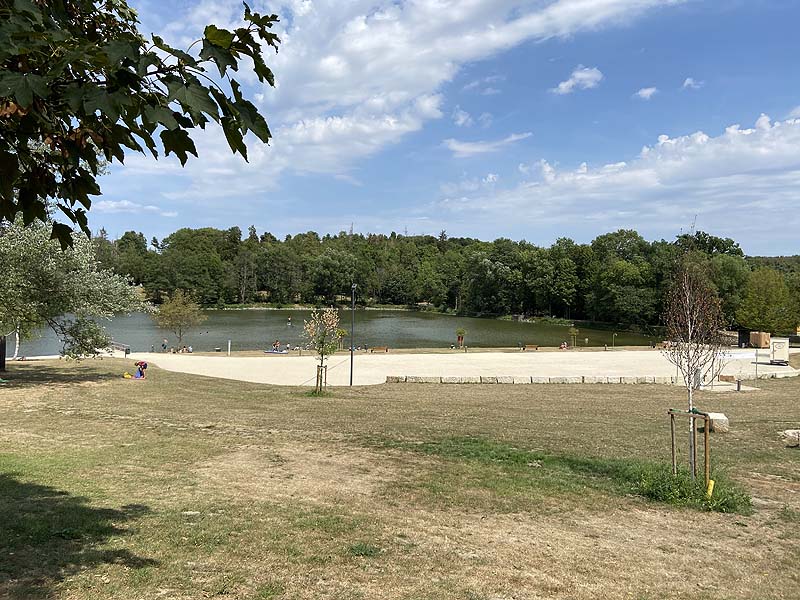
[
  {"xmin": 0, "ymin": 361, "xmax": 119, "ymax": 389},
  {"xmin": 0, "ymin": 474, "xmax": 157, "ymax": 599}
]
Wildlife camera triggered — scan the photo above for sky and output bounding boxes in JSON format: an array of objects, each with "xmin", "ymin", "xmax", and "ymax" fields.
[{"xmin": 93, "ymin": 0, "xmax": 800, "ymax": 255}]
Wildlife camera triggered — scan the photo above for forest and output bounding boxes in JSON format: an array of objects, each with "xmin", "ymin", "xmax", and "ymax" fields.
[{"xmin": 93, "ymin": 227, "xmax": 800, "ymax": 332}]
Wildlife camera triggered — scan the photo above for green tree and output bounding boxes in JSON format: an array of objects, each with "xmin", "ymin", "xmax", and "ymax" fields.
[
  {"xmin": 709, "ymin": 254, "xmax": 750, "ymax": 325},
  {"xmin": 0, "ymin": 219, "xmax": 143, "ymax": 365},
  {"xmin": 0, "ymin": 1, "xmax": 278, "ymax": 246},
  {"xmin": 153, "ymin": 289, "xmax": 206, "ymax": 347},
  {"xmin": 736, "ymin": 268, "xmax": 794, "ymax": 333}
]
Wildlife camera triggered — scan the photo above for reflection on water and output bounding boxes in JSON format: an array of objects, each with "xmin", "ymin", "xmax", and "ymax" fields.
[{"xmin": 20, "ymin": 310, "xmax": 652, "ymax": 356}]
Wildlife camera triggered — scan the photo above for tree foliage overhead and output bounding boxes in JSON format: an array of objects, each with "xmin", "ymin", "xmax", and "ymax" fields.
[{"xmin": 0, "ymin": 0, "xmax": 279, "ymax": 247}]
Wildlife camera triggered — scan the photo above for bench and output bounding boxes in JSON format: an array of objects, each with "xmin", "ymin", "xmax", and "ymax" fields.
[
  {"xmin": 719, "ymin": 374, "xmax": 737, "ymax": 383},
  {"xmin": 370, "ymin": 346, "xmax": 389, "ymax": 353},
  {"xmin": 522, "ymin": 344, "xmax": 539, "ymax": 351}
]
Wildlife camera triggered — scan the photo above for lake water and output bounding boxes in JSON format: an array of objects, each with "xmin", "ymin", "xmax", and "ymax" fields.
[{"xmin": 19, "ymin": 310, "xmax": 652, "ymax": 356}]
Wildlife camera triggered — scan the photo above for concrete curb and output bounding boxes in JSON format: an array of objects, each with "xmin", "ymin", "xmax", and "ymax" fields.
[
  {"xmin": 385, "ymin": 375, "xmax": 684, "ymax": 385},
  {"xmin": 385, "ymin": 371, "xmax": 800, "ymax": 384}
]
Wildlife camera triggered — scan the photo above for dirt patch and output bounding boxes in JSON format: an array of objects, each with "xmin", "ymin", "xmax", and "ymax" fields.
[
  {"xmin": 373, "ymin": 505, "xmax": 790, "ymax": 600},
  {"xmin": 195, "ymin": 442, "xmax": 413, "ymax": 505}
]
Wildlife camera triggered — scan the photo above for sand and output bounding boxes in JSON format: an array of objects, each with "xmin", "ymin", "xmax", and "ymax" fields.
[{"xmin": 125, "ymin": 348, "xmax": 799, "ymax": 387}]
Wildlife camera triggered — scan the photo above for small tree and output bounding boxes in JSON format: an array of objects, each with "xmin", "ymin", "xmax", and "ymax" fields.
[
  {"xmin": 0, "ymin": 219, "xmax": 144, "ymax": 365},
  {"xmin": 303, "ymin": 308, "xmax": 342, "ymax": 392},
  {"xmin": 153, "ymin": 290, "xmax": 206, "ymax": 347},
  {"xmin": 662, "ymin": 261, "xmax": 728, "ymax": 477},
  {"xmin": 568, "ymin": 326, "xmax": 579, "ymax": 348}
]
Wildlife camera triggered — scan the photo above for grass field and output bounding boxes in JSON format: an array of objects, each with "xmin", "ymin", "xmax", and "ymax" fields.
[{"xmin": 1, "ymin": 359, "xmax": 799, "ymax": 599}]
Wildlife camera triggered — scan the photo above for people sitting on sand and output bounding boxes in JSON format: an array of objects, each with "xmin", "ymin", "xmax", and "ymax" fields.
[
  {"xmin": 187, "ymin": 346, "xmax": 193, "ymax": 353},
  {"xmin": 559, "ymin": 341, "xmax": 568, "ymax": 350}
]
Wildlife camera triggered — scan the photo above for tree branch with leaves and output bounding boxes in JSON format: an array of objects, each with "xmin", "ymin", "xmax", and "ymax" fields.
[{"xmin": 0, "ymin": 0, "xmax": 279, "ymax": 247}]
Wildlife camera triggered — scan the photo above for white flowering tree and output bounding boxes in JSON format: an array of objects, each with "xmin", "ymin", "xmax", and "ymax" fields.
[
  {"xmin": 0, "ymin": 219, "xmax": 144, "ymax": 366},
  {"xmin": 303, "ymin": 308, "xmax": 342, "ymax": 392}
]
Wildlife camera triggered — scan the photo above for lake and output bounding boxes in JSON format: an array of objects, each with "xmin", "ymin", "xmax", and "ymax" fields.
[{"xmin": 18, "ymin": 310, "xmax": 653, "ymax": 356}]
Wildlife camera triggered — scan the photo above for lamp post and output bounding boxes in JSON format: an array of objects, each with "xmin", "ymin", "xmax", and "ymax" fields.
[
  {"xmin": 612, "ymin": 332, "xmax": 617, "ymax": 351},
  {"xmin": 350, "ymin": 283, "xmax": 356, "ymax": 386}
]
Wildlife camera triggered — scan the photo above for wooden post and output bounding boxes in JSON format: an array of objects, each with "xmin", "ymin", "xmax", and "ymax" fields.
[
  {"xmin": 691, "ymin": 416, "xmax": 697, "ymax": 479},
  {"xmin": 0, "ymin": 335, "xmax": 5, "ymax": 372},
  {"xmin": 670, "ymin": 413, "xmax": 677, "ymax": 475},
  {"xmin": 704, "ymin": 416, "xmax": 711, "ymax": 487}
]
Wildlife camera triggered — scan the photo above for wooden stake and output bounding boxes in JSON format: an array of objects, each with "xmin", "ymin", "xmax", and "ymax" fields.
[
  {"xmin": 704, "ymin": 417, "xmax": 711, "ymax": 487},
  {"xmin": 670, "ymin": 413, "xmax": 677, "ymax": 476}
]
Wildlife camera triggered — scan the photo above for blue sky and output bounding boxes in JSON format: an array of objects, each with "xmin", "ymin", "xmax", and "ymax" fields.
[{"xmin": 94, "ymin": 0, "xmax": 800, "ymax": 255}]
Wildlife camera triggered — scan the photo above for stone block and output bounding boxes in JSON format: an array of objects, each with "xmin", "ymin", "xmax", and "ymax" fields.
[
  {"xmin": 531, "ymin": 376, "xmax": 550, "ymax": 384},
  {"xmin": 496, "ymin": 376, "xmax": 515, "ymax": 384},
  {"xmin": 385, "ymin": 376, "xmax": 406, "ymax": 383},
  {"xmin": 779, "ymin": 430, "xmax": 800, "ymax": 446},
  {"xmin": 461, "ymin": 376, "xmax": 481, "ymax": 384},
  {"xmin": 406, "ymin": 376, "xmax": 441, "ymax": 383},
  {"xmin": 620, "ymin": 376, "xmax": 638, "ymax": 384},
  {"xmin": 653, "ymin": 376, "xmax": 672, "ymax": 385},
  {"xmin": 480, "ymin": 376, "xmax": 498, "ymax": 384},
  {"xmin": 441, "ymin": 377, "xmax": 462, "ymax": 384},
  {"xmin": 583, "ymin": 376, "xmax": 607, "ymax": 384},
  {"xmin": 706, "ymin": 412, "xmax": 729, "ymax": 433},
  {"xmin": 513, "ymin": 376, "xmax": 532, "ymax": 384},
  {"xmin": 550, "ymin": 376, "xmax": 582, "ymax": 384}
]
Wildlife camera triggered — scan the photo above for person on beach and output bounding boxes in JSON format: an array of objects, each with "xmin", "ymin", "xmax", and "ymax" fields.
[
  {"xmin": 161, "ymin": 338, "xmax": 167, "ymax": 352},
  {"xmin": 134, "ymin": 361, "xmax": 147, "ymax": 379}
]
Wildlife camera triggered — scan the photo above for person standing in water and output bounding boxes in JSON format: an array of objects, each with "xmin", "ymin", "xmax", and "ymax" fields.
[{"xmin": 287, "ymin": 316, "xmax": 292, "ymax": 326}]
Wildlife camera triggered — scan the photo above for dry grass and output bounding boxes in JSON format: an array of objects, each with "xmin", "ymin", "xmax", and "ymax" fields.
[{"xmin": 0, "ymin": 358, "xmax": 798, "ymax": 599}]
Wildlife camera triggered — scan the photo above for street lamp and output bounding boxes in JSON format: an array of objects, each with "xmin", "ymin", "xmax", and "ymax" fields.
[{"xmin": 350, "ymin": 283, "xmax": 357, "ymax": 386}]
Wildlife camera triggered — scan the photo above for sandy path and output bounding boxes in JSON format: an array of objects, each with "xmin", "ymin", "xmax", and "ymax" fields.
[{"xmin": 126, "ymin": 348, "xmax": 797, "ymax": 387}]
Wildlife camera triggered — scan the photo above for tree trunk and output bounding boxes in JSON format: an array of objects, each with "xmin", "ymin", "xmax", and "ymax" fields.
[
  {"xmin": 0, "ymin": 336, "xmax": 6, "ymax": 372},
  {"xmin": 12, "ymin": 326, "xmax": 20, "ymax": 359},
  {"xmin": 687, "ymin": 385, "xmax": 695, "ymax": 478}
]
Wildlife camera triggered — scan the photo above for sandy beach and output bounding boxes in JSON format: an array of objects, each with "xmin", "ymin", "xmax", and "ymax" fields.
[{"xmin": 124, "ymin": 347, "xmax": 800, "ymax": 386}]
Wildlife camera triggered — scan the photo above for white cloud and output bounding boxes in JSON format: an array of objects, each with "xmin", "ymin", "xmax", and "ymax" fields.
[
  {"xmin": 478, "ymin": 112, "xmax": 493, "ymax": 128},
  {"xmin": 94, "ymin": 199, "xmax": 177, "ymax": 217},
  {"xmin": 682, "ymin": 77, "xmax": 703, "ymax": 90},
  {"xmin": 551, "ymin": 66, "xmax": 603, "ymax": 95},
  {"xmin": 635, "ymin": 86, "xmax": 658, "ymax": 100},
  {"xmin": 438, "ymin": 115, "xmax": 800, "ymax": 243},
  {"xmin": 452, "ymin": 106, "xmax": 473, "ymax": 127},
  {"xmin": 138, "ymin": 0, "xmax": 681, "ymax": 191},
  {"xmin": 443, "ymin": 132, "xmax": 532, "ymax": 158},
  {"xmin": 483, "ymin": 173, "xmax": 499, "ymax": 184},
  {"xmin": 788, "ymin": 106, "xmax": 800, "ymax": 119},
  {"xmin": 463, "ymin": 75, "xmax": 505, "ymax": 94}
]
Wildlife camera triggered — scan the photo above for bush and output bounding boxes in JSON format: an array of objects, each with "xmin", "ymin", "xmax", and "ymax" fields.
[{"xmin": 632, "ymin": 465, "xmax": 752, "ymax": 513}]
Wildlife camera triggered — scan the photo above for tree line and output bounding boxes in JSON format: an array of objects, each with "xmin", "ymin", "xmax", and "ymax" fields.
[{"xmin": 93, "ymin": 226, "xmax": 800, "ymax": 332}]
